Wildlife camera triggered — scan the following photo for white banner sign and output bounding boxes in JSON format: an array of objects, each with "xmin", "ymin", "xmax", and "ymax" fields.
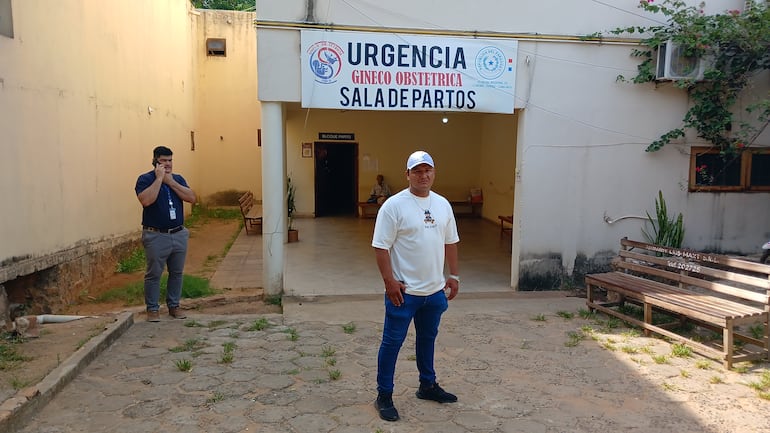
[{"xmin": 301, "ymin": 30, "xmax": 517, "ymax": 114}]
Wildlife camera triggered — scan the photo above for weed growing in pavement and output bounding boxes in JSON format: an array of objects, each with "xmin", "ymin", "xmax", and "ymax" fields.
[
  {"xmin": 565, "ymin": 330, "xmax": 586, "ymax": 347},
  {"xmin": 322, "ymin": 346, "xmax": 336, "ymax": 357},
  {"xmin": 206, "ymin": 391, "xmax": 226, "ymax": 404},
  {"xmin": 169, "ymin": 338, "xmax": 207, "ymax": 353},
  {"xmin": 246, "ymin": 318, "xmax": 270, "ymax": 331},
  {"xmin": 747, "ymin": 371, "xmax": 770, "ymax": 399},
  {"xmin": 175, "ymin": 359, "xmax": 193, "ymax": 372},
  {"xmin": 219, "ymin": 341, "xmax": 236, "ymax": 364},
  {"xmin": 185, "ymin": 320, "xmax": 205, "ymax": 328},
  {"xmin": 286, "ymin": 328, "xmax": 299, "ymax": 341},
  {"xmin": 732, "ymin": 363, "xmax": 751, "ymax": 374},
  {"xmin": 220, "ymin": 351, "xmax": 234, "ymax": 364},
  {"xmin": 671, "ymin": 343, "xmax": 692, "ymax": 358},
  {"xmin": 207, "ymin": 320, "xmax": 228, "ymax": 329},
  {"xmin": 695, "ymin": 360, "xmax": 711, "ymax": 370}
]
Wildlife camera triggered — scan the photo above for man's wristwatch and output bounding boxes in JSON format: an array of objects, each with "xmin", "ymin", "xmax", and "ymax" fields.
[{"xmin": 448, "ymin": 274, "xmax": 460, "ymax": 283}]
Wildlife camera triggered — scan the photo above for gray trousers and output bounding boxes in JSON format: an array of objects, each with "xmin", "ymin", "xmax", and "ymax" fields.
[{"xmin": 142, "ymin": 228, "xmax": 189, "ymax": 312}]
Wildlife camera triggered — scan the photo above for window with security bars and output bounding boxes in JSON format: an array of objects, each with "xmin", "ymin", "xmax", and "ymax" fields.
[{"xmin": 689, "ymin": 146, "xmax": 770, "ymax": 192}]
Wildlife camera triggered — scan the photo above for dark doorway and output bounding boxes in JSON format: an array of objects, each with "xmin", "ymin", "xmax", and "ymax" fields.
[{"xmin": 314, "ymin": 142, "xmax": 358, "ymax": 217}]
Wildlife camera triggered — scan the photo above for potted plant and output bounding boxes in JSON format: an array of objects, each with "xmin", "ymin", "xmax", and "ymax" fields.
[{"xmin": 287, "ymin": 177, "xmax": 299, "ymax": 242}]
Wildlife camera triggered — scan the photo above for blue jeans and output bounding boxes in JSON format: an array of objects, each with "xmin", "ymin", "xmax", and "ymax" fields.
[
  {"xmin": 376, "ymin": 291, "xmax": 448, "ymax": 393},
  {"xmin": 142, "ymin": 228, "xmax": 189, "ymax": 312}
]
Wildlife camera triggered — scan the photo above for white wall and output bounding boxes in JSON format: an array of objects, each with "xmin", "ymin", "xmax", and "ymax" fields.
[{"xmin": 257, "ymin": 0, "xmax": 770, "ymax": 286}]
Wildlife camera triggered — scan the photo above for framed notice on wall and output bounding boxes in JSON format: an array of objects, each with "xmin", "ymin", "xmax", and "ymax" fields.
[{"xmin": 302, "ymin": 142, "xmax": 312, "ymax": 158}]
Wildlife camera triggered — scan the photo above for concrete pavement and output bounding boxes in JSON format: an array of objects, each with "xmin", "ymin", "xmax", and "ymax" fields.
[{"xmin": 4, "ymin": 217, "xmax": 770, "ymax": 432}]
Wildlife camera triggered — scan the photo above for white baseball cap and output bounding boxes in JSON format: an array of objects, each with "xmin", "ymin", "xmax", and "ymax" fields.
[{"xmin": 406, "ymin": 151, "xmax": 435, "ymax": 170}]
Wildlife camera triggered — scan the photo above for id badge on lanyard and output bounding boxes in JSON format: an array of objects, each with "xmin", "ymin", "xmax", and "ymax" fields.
[{"xmin": 165, "ymin": 185, "xmax": 177, "ymax": 220}]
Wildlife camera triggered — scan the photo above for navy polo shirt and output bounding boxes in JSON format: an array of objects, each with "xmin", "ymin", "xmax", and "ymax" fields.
[{"xmin": 135, "ymin": 171, "xmax": 189, "ymax": 230}]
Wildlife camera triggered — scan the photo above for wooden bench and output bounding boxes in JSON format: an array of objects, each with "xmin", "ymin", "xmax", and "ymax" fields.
[
  {"xmin": 586, "ymin": 238, "xmax": 770, "ymax": 368},
  {"xmin": 498, "ymin": 215, "xmax": 513, "ymax": 238},
  {"xmin": 358, "ymin": 202, "xmax": 380, "ymax": 218},
  {"xmin": 238, "ymin": 191, "xmax": 263, "ymax": 235}
]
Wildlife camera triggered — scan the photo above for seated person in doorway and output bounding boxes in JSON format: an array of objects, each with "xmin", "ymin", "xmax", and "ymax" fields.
[{"xmin": 368, "ymin": 174, "xmax": 391, "ymax": 204}]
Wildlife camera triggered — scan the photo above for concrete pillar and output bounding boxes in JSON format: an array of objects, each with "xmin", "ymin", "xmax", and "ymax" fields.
[{"xmin": 261, "ymin": 101, "xmax": 286, "ymax": 297}]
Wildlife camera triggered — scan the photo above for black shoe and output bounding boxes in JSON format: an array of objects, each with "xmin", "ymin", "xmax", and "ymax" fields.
[
  {"xmin": 416, "ymin": 382, "xmax": 457, "ymax": 403},
  {"xmin": 374, "ymin": 392, "xmax": 400, "ymax": 421}
]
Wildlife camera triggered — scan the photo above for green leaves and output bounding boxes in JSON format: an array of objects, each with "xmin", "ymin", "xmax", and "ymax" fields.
[
  {"xmin": 602, "ymin": 0, "xmax": 770, "ymax": 152},
  {"xmin": 642, "ymin": 190, "xmax": 684, "ymax": 249}
]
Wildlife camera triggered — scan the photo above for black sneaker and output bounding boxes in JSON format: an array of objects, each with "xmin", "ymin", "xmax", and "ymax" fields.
[
  {"xmin": 374, "ymin": 392, "xmax": 400, "ymax": 421},
  {"xmin": 415, "ymin": 382, "xmax": 457, "ymax": 403}
]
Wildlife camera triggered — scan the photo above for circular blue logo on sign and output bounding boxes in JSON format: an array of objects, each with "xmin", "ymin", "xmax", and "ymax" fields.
[
  {"xmin": 475, "ymin": 46, "xmax": 506, "ymax": 80},
  {"xmin": 307, "ymin": 41, "xmax": 344, "ymax": 84}
]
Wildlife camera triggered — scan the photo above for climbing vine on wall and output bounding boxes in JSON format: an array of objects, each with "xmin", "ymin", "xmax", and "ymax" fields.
[{"xmin": 596, "ymin": 1, "xmax": 770, "ymax": 153}]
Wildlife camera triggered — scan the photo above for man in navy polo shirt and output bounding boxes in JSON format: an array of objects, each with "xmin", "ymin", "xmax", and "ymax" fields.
[{"xmin": 135, "ymin": 146, "xmax": 197, "ymax": 322}]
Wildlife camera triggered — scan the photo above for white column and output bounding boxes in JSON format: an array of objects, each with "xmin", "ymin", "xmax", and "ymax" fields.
[{"xmin": 261, "ymin": 101, "xmax": 286, "ymax": 297}]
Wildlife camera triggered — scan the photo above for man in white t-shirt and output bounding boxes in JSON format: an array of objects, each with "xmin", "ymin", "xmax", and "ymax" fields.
[{"xmin": 371, "ymin": 150, "xmax": 460, "ymax": 422}]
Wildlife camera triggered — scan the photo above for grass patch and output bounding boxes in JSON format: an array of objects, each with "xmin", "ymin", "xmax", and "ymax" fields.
[
  {"xmin": 556, "ymin": 311, "xmax": 574, "ymax": 320},
  {"xmin": 0, "ymin": 342, "xmax": 31, "ymax": 371},
  {"xmin": 9, "ymin": 376, "xmax": 34, "ymax": 390},
  {"xmin": 342, "ymin": 322, "xmax": 356, "ymax": 334},
  {"xmin": 328, "ymin": 369, "xmax": 341, "ymax": 380},
  {"xmin": 95, "ymin": 274, "xmax": 217, "ymax": 306},
  {"xmin": 285, "ymin": 328, "xmax": 299, "ymax": 341},
  {"xmin": 174, "ymin": 358, "xmax": 193, "ymax": 372},
  {"xmin": 245, "ymin": 318, "xmax": 270, "ymax": 331},
  {"xmin": 116, "ymin": 249, "xmax": 146, "ymax": 273},
  {"xmin": 531, "ymin": 313, "xmax": 546, "ymax": 322},
  {"xmin": 670, "ymin": 343, "xmax": 692, "ymax": 358},
  {"xmin": 185, "ymin": 204, "xmax": 242, "ymax": 228},
  {"xmin": 747, "ymin": 371, "xmax": 770, "ymax": 398},
  {"xmin": 169, "ymin": 338, "xmax": 207, "ymax": 353},
  {"xmin": 206, "ymin": 391, "xmax": 226, "ymax": 404}
]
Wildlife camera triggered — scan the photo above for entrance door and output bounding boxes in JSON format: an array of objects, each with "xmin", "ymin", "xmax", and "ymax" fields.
[{"xmin": 314, "ymin": 142, "xmax": 358, "ymax": 217}]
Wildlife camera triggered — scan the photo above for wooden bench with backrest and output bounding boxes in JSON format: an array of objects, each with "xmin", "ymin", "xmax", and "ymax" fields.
[
  {"xmin": 586, "ymin": 238, "xmax": 770, "ymax": 368},
  {"xmin": 238, "ymin": 191, "xmax": 263, "ymax": 235}
]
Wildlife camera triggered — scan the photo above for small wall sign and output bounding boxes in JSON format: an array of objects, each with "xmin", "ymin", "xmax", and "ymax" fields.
[{"xmin": 319, "ymin": 132, "xmax": 355, "ymax": 140}]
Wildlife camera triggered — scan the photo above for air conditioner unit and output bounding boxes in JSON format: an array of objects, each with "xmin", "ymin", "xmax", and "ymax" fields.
[{"xmin": 656, "ymin": 40, "xmax": 706, "ymax": 81}]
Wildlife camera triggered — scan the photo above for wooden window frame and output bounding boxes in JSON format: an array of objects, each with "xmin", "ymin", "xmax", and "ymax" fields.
[{"xmin": 689, "ymin": 146, "xmax": 770, "ymax": 192}]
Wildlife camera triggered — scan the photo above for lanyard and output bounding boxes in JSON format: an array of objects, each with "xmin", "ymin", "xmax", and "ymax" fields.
[{"xmin": 164, "ymin": 184, "xmax": 175, "ymax": 209}]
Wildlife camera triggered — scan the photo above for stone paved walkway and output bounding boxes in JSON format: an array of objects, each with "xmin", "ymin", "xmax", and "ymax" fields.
[{"xmin": 13, "ymin": 295, "xmax": 770, "ymax": 433}]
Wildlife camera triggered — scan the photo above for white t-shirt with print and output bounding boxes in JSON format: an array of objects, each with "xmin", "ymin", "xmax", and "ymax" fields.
[{"xmin": 372, "ymin": 188, "xmax": 459, "ymax": 296}]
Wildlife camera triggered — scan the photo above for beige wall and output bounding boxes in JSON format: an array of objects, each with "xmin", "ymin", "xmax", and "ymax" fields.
[
  {"xmin": 0, "ymin": 0, "xmax": 197, "ymax": 264},
  {"xmin": 0, "ymin": 3, "xmax": 261, "ymax": 282},
  {"xmin": 194, "ymin": 10, "xmax": 262, "ymax": 202}
]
